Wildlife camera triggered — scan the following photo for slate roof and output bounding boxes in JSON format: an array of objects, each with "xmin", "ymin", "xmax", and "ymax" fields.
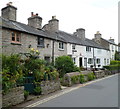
[
  {"xmin": 58, "ymin": 30, "xmax": 109, "ymax": 50},
  {"xmin": 101, "ymin": 38, "xmax": 117, "ymax": 46},
  {"xmin": 1, "ymin": 17, "xmax": 109, "ymax": 50},
  {"xmin": 1, "ymin": 17, "xmax": 68, "ymax": 43}
]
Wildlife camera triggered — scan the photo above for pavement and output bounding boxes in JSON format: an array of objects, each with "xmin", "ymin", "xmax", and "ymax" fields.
[{"xmin": 12, "ymin": 74, "xmax": 119, "ymax": 108}]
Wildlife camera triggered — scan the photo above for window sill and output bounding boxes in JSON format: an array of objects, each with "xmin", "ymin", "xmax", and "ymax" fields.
[
  {"xmin": 37, "ymin": 45, "xmax": 45, "ymax": 48},
  {"xmin": 58, "ymin": 48, "xmax": 64, "ymax": 51},
  {"xmin": 11, "ymin": 42, "xmax": 21, "ymax": 45}
]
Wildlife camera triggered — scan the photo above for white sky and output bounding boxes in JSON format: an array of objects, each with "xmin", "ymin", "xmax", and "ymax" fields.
[{"xmin": 0, "ymin": 0, "xmax": 119, "ymax": 44}]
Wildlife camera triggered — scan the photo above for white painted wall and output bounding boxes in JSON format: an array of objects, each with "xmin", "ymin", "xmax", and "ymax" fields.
[
  {"xmin": 67, "ymin": 43, "xmax": 111, "ymax": 69},
  {"xmin": 109, "ymin": 44, "xmax": 118, "ymax": 60}
]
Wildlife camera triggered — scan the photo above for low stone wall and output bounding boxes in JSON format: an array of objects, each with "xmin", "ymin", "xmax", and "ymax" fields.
[
  {"xmin": 94, "ymin": 70, "xmax": 105, "ymax": 79},
  {"xmin": 40, "ymin": 80, "xmax": 61, "ymax": 95},
  {"xmin": 62, "ymin": 72, "xmax": 80, "ymax": 87},
  {"xmin": 2, "ymin": 86, "xmax": 24, "ymax": 107}
]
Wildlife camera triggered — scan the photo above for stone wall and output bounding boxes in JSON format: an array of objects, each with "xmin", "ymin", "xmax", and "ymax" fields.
[
  {"xmin": 94, "ymin": 70, "xmax": 106, "ymax": 79},
  {"xmin": 62, "ymin": 72, "xmax": 80, "ymax": 87},
  {"xmin": 2, "ymin": 29, "xmax": 67, "ymax": 61},
  {"xmin": 40, "ymin": 80, "xmax": 61, "ymax": 95},
  {"xmin": 2, "ymin": 86, "xmax": 24, "ymax": 107}
]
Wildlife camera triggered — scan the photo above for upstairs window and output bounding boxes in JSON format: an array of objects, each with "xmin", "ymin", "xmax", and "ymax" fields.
[
  {"xmin": 86, "ymin": 46, "xmax": 91, "ymax": 52},
  {"xmin": 59, "ymin": 42, "xmax": 64, "ymax": 50},
  {"xmin": 38, "ymin": 37, "xmax": 44, "ymax": 47},
  {"xmin": 72, "ymin": 44, "xmax": 76, "ymax": 50},
  {"xmin": 11, "ymin": 32, "xmax": 21, "ymax": 43}
]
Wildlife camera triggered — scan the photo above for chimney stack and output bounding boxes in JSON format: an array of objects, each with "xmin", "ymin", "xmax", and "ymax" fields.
[
  {"xmin": 93, "ymin": 31, "xmax": 102, "ymax": 44},
  {"xmin": 74, "ymin": 28, "xmax": 85, "ymax": 40},
  {"xmin": 109, "ymin": 37, "xmax": 115, "ymax": 43},
  {"xmin": 48, "ymin": 16, "xmax": 59, "ymax": 32},
  {"xmin": 1, "ymin": 2, "xmax": 17, "ymax": 21},
  {"xmin": 28, "ymin": 12, "xmax": 42, "ymax": 29}
]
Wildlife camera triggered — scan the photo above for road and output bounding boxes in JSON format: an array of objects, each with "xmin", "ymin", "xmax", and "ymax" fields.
[{"xmin": 27, "ymin": 74, "xmax": 119, "ymax": 107}]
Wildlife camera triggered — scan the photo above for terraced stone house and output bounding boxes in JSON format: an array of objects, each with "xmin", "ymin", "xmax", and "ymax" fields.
[{"xmin": 1, "ymin": 3, "xmax": 119, "ymax": 68}]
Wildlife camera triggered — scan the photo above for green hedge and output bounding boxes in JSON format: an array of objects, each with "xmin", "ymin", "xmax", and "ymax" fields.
[
  {"xmin": 103, "ymin": 65, "xmax": 120, "ymax": 71},
  {"xmin": 110, "ymin": 60, "xmax": 120, "ymax": 65}
]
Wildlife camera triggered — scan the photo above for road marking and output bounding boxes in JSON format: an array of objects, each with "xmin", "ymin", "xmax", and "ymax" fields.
[{"xmin": 26, "ymin": 74, "xmax": 118, "ymax": 107}]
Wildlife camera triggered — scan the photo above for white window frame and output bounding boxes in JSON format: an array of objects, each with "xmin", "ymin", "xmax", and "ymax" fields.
[
  {"xmin": 96, "ymin": 58, "xmax": 100, "ymax": 64},
  {"xmin": 58, "ymin": 42, "xmax": 64, "ymax": 50},
  {"xmin": 86, "ymin": 46, "xmax": 91, "ymax": 52},
  {"xmin": 72, "ymin": 57, "xmax": 76, "ymax": 64},
  {"xmin": 72, "ymin": 44, "xmax": 76, "ymax": 50},
  {"xmin": 88, "ymin": 58, "xmax": 93, "ymax": 64}
]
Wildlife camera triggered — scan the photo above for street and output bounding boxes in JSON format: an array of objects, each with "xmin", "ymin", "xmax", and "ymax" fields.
[{"xmin": 27, "ymin": 74, "xmax": 118, "ymax": 107}]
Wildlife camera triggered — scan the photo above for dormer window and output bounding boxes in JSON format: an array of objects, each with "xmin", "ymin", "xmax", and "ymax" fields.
[{"xmin": 11, "ymin": 31, "xmax": 21, "ymax": 43}]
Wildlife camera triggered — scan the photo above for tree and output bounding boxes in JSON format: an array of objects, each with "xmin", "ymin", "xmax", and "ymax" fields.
[{"xmin": 55, "ymin": 56, "xmax": 77, "ymax": 77}]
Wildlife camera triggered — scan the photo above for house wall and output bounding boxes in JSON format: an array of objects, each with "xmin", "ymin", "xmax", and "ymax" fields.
[
  {"xmin": 2, "ymin": 28, "xmax": 67, "ymax": 62},
  {"xmin": 67, "ymin": 43, "xmax": 110, "ymax": 69},
  {"xmin": 54, "ymin": 41, "xmax": 67, "ymax": 58},
  {"xmin": 109, "ymin": 44, "xmax": 118, "ymax": 60}
]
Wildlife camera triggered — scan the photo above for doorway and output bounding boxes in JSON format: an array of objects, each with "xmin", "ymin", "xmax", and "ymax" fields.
[{"xmin": 79, "ymin": 57, "xmax": 82, "ymax": 67}]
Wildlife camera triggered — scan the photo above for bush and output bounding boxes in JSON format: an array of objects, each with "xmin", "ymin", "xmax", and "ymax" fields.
[
  {"xmin": 87, "ymin": 72, "xmax": 95, "ymax": 81},
  {"xmin": 2, "ymin": 54, "xmax": 23, "ymax": 94},
  {"xmin": 110, "ymin": 60, "xmax": 120, "ymax": 65},
  {"xmin": 73, "ymin": 65, "xmax": 80, "ymax": 72},
  {"xmin": 79, "ymin": 74, "xmax": 85, "ymax": 84},
  {"xmin": 71, "ymin": 75, "xmax": 79, "ymax": 84},
  {"xmin": 24, "ymin": 90, "xmax": 29, "ymax": 100},
  {"xmin": 55, "ymin": 56, "xmax": 79, "ymax": 77},
  {"xmin": 34, "ymin": 86, "xmax": 41, "ymax": 95},
  {"xmin": 104, "ymin": 65, "xmax": 120, "ymax": 71}
]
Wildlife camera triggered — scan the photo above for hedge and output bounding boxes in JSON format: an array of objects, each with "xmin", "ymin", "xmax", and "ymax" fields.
[{"xmin": 103, "ymin": 65, "xmax": 120, "ymax": 71}]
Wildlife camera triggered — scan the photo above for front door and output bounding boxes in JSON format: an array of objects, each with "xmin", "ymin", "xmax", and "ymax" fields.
[{"xmin": 79, "ymin": 57, "xmax": 82, "ymax": 67}]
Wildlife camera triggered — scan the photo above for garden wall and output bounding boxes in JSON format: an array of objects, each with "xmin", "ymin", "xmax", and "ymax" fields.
[
  {"xmin": 62, "ymin": 72, "xmax": 80, "ymax": 86},
  {"xmin": 2, "ymin": 86, "xmax": 24, "ymax": 107},
  {"xmin": 40, "ymin": 80, "xmax": 61, "ymax": 95}
]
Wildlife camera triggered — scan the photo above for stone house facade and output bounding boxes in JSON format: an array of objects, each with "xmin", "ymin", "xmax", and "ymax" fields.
[{"xmin": 1, "ymin": 3, "xmax": 67, "ymax": 63}]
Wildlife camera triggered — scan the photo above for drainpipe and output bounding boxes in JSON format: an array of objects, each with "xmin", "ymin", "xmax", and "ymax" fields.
[
  {"xmin": 93, "ymin": 47, "xmax": 96, "ymax": 76},
  {"xmin": 52, "ymin": 40, "xmax": 55, "ymax": 64}
]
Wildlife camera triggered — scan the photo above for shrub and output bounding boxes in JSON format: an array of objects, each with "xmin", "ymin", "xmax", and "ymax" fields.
[
  {"xmin": 104, "ymin": 65, "xmax": 120, "ymax": 71},
  {"xmin": 110, "ymin": 60, "xmax": 120, "ymax": 65},
  {"xmin": 2, "ymin": 54, "xmax": 23, "ymax": 94},
  {"xmin": 34, "ymin": 86, "xmax": 41, "ymax": 95},
  {"xmin": 55, "ymin": 56, "xmax": 79, "ymax": 77},
  {"xmin": 79, "ymin": 74, "xmax": 85, "ymax": 84},
  {"xmin": 87, "ymin": 72, "xmax": 95, "ymax": 81},
  {"xmin": 24, "ymin": 90, "xmax": 29, "ymax": 100},
  {"xmin": 73, "ymin": 65, "xmax": 80, "ymax": 72},
  {"xmin": 71, "ymin": 75, "xmax": 79, "ymax": 84}
]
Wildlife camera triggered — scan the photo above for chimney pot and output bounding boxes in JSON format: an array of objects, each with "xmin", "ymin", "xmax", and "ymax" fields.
[
  {"xmin": 7, "ymin": 2, "xmax": 13, "ymax": 6},
  {"xmin": 52, "ymin": 16, "xmax": 56, "ymax": 19},
  {"xmin": 31, "ymin": 12, "xmax": 34, "ymax": 16}
]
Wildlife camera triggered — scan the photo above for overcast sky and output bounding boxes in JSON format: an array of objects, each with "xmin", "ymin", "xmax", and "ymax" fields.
[{"xmin": 0, "ymin": 0, "xmax": 119, "ymax": 44}]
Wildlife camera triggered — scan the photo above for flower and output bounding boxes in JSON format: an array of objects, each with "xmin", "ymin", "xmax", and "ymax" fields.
[
  {"xmin": 31, "ymin": 48, "xmax": 34, "ymax": 51},
  {"xmin": 36, "ymin": 50, "xmax": 39, "ymax": 52}
]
